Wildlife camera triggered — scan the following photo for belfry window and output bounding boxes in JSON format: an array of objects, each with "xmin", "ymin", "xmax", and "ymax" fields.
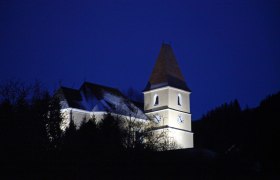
[
  {"xmin": 178, "ymin": 94, "xmax": 182, "ymax": 106},
  {"xmin": 154, "ymin": 94, "xmax": 159, "ymax": 106}
]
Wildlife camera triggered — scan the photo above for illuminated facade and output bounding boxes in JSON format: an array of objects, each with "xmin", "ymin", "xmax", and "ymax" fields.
[
  {"xmin": 58, "ymin": 43, "xmax": 193, "ymax": 149},
  {"xmin": 143, "ymin": 43, "xmax": 193, "ymax": 148}
]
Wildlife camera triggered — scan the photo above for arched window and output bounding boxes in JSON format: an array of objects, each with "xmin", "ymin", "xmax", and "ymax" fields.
[
  {"xmin": 154, "ymin": 94, "xmax": 159, "ymax": 106},
  {"xmin": 178, "ymin": 94, "xmax": 182, "ymax": 106}
]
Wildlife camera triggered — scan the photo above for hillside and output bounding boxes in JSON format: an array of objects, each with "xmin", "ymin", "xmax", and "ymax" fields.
[{"xmin": 193, "ymin": 91, "xmax": 280, "ymax": 177}]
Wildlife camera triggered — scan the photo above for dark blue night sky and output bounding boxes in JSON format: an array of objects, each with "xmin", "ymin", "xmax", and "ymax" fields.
[{"xmin": 1, "ymin": 0, "xmax": 280, "ymax": 119}]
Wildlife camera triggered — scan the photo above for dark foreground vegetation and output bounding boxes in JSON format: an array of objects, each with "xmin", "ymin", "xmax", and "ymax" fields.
[{"xmin": 0, "ymin": 80, "xmax": 279, "ymax": 179}]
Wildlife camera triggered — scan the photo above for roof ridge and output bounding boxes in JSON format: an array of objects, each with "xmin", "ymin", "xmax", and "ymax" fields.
[{"xmin": 81, "ymin": 81, "xmax": 120, "ymax": 92}]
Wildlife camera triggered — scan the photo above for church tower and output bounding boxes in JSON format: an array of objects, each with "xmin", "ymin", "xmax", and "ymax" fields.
[{"xmin": 143, "ymin": 43, "xmax": 193, "ymax": 148}]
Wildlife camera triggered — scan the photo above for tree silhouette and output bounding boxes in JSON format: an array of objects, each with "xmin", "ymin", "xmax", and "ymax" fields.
[
  {"xmin": 98, "ymin": 113, "xmax": 124, "ymax": 152},
  {"xmin": 193, "ymin": 100, "xmax": 242, "ymax": 152},
  {"xmin": 193, "ymin": 93, "xmax": 280, "ymax": 177},
  {"xmin": 45, "ymin": 95, "xmax": 63, "ymax": 150}
]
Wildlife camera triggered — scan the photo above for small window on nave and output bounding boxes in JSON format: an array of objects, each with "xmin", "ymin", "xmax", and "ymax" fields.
[{"xmin": 154, "ymin": 94, "xmax": 159, "ymax": 106}]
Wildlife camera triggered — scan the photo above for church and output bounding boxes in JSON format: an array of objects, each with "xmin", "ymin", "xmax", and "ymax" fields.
[{"xmin": 58, "ymin": 43, "xmax": 193, "ymax": 149}]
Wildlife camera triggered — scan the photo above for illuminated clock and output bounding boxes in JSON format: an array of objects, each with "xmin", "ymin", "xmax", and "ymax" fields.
[
  {"xmin": 177, "ymin": 115, "xmax": 184, "ymax": 123},
  {"xmin": 154, "ymin": 114, "xmax": 162, "ymax": 124}
]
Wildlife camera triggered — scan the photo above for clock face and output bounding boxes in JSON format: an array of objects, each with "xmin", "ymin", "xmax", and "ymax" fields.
[
  {"xmin": 177, "ymin": 115, "xmax": 184, "ymax": 123},
  {"xmin": 154, "ymin": 114, "xmax": 162, "ymax": 124}
]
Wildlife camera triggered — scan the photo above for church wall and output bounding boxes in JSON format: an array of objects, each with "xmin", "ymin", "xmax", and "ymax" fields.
[
  {"xmin": 144, "ymin": 87, "xmax": 192, "ymax": 131},
  {"xmin": 146, "ymin": 109, "xmax": 192, "ymax": 132},
  {"xmin": 144, "ymin": 88, "xmax": 169, "ymax": 111},
  {"xmin": 167, "ymin": 128, "xmax": 193, "ymax": 148},
  {"xmin": 61, "ymin": 108, "xmax": 105, "ymax": 130},
  {"xmin": 145, "ymin": 110, "xmax": 169, "ymax": 126},
  {"xmin": 144, "ymin": 87, "xmax": 191, "ymax": 113},
  {"xmin": 168, "ymin": 87, "xmax": 190, "ymax": 113},
  {"xmin": 61, "ymin": 108, "xmax": 147, "ymax": 131},
  {"xmin": 167, "ymin": 110, "xmax": 192, "ymax": 131},
  {"xmin": 152, "ymin": 128, "xmax": 193, "ymax": 149}
]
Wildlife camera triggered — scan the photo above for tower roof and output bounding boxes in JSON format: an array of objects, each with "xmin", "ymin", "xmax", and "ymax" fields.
[{"xmin": 144, "ymin": 43, "xmax": 191, "ymax": 92}]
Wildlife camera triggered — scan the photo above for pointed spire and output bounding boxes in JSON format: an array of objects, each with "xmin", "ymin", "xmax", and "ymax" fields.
[{"xmin": 144, "ymin": 43, "xmax": 191, "ymax": 91}]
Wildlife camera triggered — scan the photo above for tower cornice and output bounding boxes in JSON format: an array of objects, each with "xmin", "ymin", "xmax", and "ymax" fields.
[{"xmin": 143, "ymin": 86, "xmax": 191, "ymax": 94}]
